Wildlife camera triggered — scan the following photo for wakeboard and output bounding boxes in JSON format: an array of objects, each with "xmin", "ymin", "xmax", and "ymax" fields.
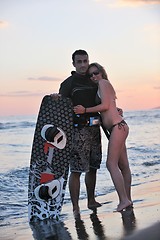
[{"xmin": 28, "ymin": 95, "xmax": 73, "ymax": 222}]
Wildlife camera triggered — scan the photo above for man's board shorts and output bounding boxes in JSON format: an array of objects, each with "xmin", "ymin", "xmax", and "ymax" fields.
[{"xmin": 70, "ymin": 126, "xmax": 102, "ymax": 173}]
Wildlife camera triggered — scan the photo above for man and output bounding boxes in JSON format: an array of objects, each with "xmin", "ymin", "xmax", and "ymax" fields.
[{"xmin": 59, "ymin": 50, "xmax": 102, "ymax": 218}]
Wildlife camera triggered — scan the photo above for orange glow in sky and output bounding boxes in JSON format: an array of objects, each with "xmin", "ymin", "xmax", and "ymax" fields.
[{"xmin": 0, "ymin": 0, "xmax": 160, "ymax": 116}]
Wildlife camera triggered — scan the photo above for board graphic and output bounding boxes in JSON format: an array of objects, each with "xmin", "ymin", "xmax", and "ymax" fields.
[{"xmin": 28, "ymin": 95, "xmax": 73, "ymax": 221}]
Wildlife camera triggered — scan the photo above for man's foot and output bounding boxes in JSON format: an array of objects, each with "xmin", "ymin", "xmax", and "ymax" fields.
[{"xmin": 88, "ymin": 201, "xmax": 102, "ymax": 210}]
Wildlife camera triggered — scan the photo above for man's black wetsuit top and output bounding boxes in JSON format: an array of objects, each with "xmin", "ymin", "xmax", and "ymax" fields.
[{"xmin": 59, "ymin": 72, "xmax": 100, "ymax": 124}]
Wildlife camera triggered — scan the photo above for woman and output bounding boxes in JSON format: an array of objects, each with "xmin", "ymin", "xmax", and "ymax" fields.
[{"xmin": 74, "ymin": 63, "xmax": 132, "ymax": 211}]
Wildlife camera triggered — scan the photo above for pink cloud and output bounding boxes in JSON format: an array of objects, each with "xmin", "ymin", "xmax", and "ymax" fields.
[
  {"xmin": 28, "ymin": 76, "xmax": 61, "ymax": 81},
  {"xmin": 0, "ymin": 20, "xmax": 9, "ymax": 28}
]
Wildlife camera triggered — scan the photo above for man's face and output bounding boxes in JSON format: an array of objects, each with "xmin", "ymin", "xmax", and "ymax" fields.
[{"xmin": 73, "ymin": 54, "xmax": 89, "ymax": 75}]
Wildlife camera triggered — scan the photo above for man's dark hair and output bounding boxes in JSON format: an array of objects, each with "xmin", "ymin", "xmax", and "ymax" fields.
[{"xmin": 72, "ymin": 49, "xmax": 88, "ymax": 62}]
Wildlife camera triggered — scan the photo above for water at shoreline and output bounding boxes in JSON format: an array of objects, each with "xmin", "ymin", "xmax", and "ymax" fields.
[{"xmin": 0, "ymin": 109, "xmax": 160, "ymax": 229}]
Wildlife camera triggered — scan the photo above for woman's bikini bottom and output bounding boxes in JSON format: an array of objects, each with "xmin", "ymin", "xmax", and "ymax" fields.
[{"xmin": 108, "ymin": 119, "xmax": 127, "ymax": 133}]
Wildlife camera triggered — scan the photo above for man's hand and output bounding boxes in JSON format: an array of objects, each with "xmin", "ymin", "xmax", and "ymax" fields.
[
  {"xmin": 50, "ymin": 93, "xmax": 61, "ymax": 100},
  {"xmin": 73, "ymin": 105, "xmax": 85, "ymax": 114}
]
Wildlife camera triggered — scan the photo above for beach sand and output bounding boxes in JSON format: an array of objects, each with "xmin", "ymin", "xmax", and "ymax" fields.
[{"xmin": 1, "ymin": 176, "xmax": 160, "ymax": 240}]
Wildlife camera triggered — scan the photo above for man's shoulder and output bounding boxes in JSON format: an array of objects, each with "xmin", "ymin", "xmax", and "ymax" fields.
[
  {"xmin": 61, "ymin": 72, "xmax": 76, "ymax": 84},
  {"xmin": 62, "ymin": 76, "xmax": 72, "ymax": 83},
  {"xmin": 59, "ymin": 74, "xmax": 75, "ymax": 95}
]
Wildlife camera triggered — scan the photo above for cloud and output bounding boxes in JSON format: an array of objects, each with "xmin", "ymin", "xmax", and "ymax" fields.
[
  {"xmin": 0, "ymin": 20, "xmax": 9, "ymax": 28},
  {"xmin": 28, "ymin": 76, "xmax": 62, "ymax": 81},
  {"xmin": 105, "ymin": 0, "xmax": 160, "ymax": 7},
  {"xmin": 0, "ymin": 91, "xmax": 44, "ymax": 97},
  {"xmin": 122, "ymin": 0, "xmax": 160, "ymax": 4},
  {"xmin": 0, "ymin": 89, "xmax": 60, "ymax": 97},
  {"xmin": 154, "ymin": 86, "xmax": 160, "ymax": 90}
]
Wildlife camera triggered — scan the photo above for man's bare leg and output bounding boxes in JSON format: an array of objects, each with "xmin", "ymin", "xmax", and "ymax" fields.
[
  {"xmin": 85, "ymin": 168, "xmax": 101, "ymax": 209},
  {"xmin": 69, "ymin": 172, "xmax": 81, "ymax": 218}
]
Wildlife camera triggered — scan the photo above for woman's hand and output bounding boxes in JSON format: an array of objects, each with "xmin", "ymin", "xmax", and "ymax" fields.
[
  {"xmin": 117, "ymin": 107, "xmax": 123, "ymax": 117},
  {"xmin": 73, "ymin": 105, "xmax": 85, "ymax": 114}
]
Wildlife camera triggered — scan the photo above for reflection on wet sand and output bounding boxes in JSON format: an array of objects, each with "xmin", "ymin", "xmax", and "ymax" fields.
[
  {"xmin": 121, "ymin": 208, "xmax": 136, "ymax": 237},
  {"xmin": 29, "ymin": 208, "xmax": 137, "ymax": 240},
  {"xmin": 30, "ymin": 219, "xmax": 72, "ymax": 240},
  {"xmin": 74, "ymin": 209, "xmax": 107, "ymax": 240},
  {"xmin": 75, "ymin": 218, "xmax": 89, "ymax": 240},
  {"xmin": 90, "ymin": 211, "xmax": 107, "ymax": 239}
]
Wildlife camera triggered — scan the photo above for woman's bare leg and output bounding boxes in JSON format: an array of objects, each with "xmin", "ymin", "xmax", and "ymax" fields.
[
  {"xmin": 106, "ymin": 125, "xmax": 131, "ymax": 211},
  {"xmin": 118, "ymin": 145, "xmax": 132, "ymax": 202}
]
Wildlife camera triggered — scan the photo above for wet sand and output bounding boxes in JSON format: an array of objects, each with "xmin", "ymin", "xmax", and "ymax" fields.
[
  {"xmin": 1, "ymin": 175, "xmax": 160, "ymax": 240},
  {"xmin": 63, "ymin": 176, "xmax": 160, "ymax": 240}
]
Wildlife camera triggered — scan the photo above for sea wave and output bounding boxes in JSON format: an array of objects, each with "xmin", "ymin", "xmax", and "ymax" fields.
[
  {"xmin": 0, "ymin": 167, "xmax": 29, "ymax": 226},
  {"xmin": 0, "ymin": 121, "xmax": 35, "ymax": 130},
  {"xmin": 0, "ymin": 109, "xmax": 159, "ymax": 229},
  {"xmin": 0, "ymin": 167, "xmax": 29, "ymax": 196},
  {"xmin": 142, "ymin": 160, "xmax": 160, "ymax": 167}
]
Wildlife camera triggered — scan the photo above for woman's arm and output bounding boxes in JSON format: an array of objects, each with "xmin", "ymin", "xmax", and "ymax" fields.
[{"xmin": 74, "ymin": 79, "xmax": 111, "ymax": 114}]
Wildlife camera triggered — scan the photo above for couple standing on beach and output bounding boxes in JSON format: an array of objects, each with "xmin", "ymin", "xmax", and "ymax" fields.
[{"xmin": 59, "ymin": 49, "xmax": 132, "ymax": 218}]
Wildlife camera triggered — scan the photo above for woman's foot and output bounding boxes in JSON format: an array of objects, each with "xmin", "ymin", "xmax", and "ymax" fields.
[
  {"xmin": 88, "ymin": 201, "xmax": 102, "ymax": 210},
  {"xmin": 117, "ymin": 200, "xmax": 132, "ymax": 212}
]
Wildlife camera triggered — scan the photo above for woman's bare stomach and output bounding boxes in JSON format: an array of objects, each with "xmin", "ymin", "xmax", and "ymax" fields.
[{"xmin": 101, "ymin": 111, "xmax": 123, "ymax": 130}]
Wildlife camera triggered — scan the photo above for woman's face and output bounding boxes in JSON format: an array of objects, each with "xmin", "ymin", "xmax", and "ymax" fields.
[{"xmin": 88, "ymin": 66, "xmax": 102, "ymax": 83}]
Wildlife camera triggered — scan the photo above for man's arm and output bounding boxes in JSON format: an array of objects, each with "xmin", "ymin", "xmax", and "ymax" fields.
[{"xmin": 59, "ymin": 77, "xmax": 73, "ymax": 97}]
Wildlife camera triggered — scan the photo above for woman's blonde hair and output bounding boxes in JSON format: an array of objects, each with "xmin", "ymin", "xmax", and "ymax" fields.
[{"xmin": 87, "ymin": 62, "xmax": 109, "ymax": 80}]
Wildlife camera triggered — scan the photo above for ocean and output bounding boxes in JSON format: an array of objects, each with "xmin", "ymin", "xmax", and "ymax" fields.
[{"xmin": 0, "ymin": 109, "xmax": 160, "ymax": 238}]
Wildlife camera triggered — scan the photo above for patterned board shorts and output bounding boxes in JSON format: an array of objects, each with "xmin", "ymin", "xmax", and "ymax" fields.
[{"xmin": 70, "ymin": 126, "xmax": 102, "ymax": 173}]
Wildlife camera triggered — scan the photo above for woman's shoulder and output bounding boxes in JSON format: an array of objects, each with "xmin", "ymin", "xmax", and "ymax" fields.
[
  {"xmin": 99, "ymin": 79, "xmax": 111, "ymax": 87},
  {"xmin": 99, "ymin": 79, "xmax": 116, "ymax": 95},
  {"xmin": 99, "ymin": 78, "xmax": 110, "ymax": 82}
]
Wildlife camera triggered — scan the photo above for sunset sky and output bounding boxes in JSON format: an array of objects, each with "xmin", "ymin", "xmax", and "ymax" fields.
[{"xmin": 0, "ymin": 0, "xmax": 160, "ymax": 116}]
